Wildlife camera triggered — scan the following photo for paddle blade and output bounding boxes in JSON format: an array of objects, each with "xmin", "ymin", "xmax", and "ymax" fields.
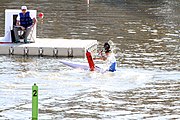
[{"xmin": 86, "ymin": 51, "xmax": 95, "ymax": 71}]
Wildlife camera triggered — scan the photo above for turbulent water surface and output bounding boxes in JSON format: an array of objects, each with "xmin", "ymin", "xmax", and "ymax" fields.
[{"xmin": 0, "ymin": 0, "xmax": 179, "ymax": 119}]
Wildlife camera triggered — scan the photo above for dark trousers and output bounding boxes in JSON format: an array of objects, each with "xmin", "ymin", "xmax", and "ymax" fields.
[{"xmin": 13, "ymin": 26, "xmax": 32, "ymax": 41}]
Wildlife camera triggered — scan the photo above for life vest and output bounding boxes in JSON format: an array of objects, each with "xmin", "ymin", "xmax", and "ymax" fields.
[{"xmin": 19, "ymin": 11, "xmax": 33, "ymax": 28}]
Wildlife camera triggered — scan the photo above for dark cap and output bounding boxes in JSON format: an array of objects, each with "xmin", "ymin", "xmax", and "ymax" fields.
[{"xmin": 104, "ymin": 42, "xmax": 110, "ymax": 51}]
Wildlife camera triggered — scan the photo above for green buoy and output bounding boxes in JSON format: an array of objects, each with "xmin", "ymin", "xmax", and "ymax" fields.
[{"xmin": 32, "ymin": 83, "xmax": 38, "ymax": 120}]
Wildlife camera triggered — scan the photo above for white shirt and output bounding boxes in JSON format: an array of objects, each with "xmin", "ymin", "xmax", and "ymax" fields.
[
  {"xmin": 106, "ymin": 53, "xmax": 116, "ymax": 64},
  {"xmin": 104, "ymin": 52, "xmax": 117, "ymax": 71}
]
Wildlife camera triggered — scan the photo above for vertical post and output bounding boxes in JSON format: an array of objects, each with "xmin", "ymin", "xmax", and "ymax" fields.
[
  {"xmin": 32, "ymin": 83, "xmax": 38, "ymax": 120},
  {"xmin": 87, "ymin": 0, "xmax": 90, "ymax": 4}
]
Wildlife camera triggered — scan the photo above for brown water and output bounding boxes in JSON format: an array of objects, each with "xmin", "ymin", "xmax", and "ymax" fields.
[
  {"xmin": 0, "ymin": 0, "xmax": 179, "ymax": 119},
  {"xmin": 0, "ymin": 0, "xmax": 179, "ymax": 71}
]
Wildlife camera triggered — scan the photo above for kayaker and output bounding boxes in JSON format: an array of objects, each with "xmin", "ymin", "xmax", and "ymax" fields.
[{"xmin": 93, "ymin": 42, "xmax": 117, "ymax": 72}]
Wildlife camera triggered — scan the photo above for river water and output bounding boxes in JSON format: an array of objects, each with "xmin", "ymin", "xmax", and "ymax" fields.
[{"xmin": 0, "ymin": 0, "xmax": 179, "ymax": 119}]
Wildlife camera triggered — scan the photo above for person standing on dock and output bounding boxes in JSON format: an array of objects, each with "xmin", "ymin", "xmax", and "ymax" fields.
[
  {"xmin": 93, "ymin": 42, "xmax": 117, "ymax": 72},
  {"xmin": 14, "ymin": 6, "xmax": 36, "ymax": 43}
]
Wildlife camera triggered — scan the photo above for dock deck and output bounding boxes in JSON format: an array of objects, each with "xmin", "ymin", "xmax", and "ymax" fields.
[{"xmin": 0, "ymin": 38, "xmax": 97, "ymax": 57}]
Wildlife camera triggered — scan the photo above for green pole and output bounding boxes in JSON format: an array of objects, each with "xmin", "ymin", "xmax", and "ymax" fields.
[{"xmin": 32, "ymin": 83, "xmax": 38, "ymax": 120}]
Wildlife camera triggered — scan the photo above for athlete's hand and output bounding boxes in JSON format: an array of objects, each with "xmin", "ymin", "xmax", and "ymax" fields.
[{"xmin": 21, "ymin": 26, "xmax": 25, "ymax": 30}]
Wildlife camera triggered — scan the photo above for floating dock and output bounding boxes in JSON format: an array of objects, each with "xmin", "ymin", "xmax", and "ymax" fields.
[
  {"xmin": 0, "ymin": 9, "xmax": 98, "ymax": 57},
  {"xmin": 0, "ymin": 38, "xmax": 97, "ymax": 57}
]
